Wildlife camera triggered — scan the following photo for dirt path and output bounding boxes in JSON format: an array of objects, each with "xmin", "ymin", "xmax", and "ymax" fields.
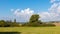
[{"xmin": 53, "ymin": 23, "xmax": 60, "ymax": 26}]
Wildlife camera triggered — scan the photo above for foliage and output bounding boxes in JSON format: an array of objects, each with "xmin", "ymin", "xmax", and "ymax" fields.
[
  {"xmin": 0, "ymin": 20, "xmax": 21, "ymax": 27},
  {"xmin": 29, "ymin": 14, "xmax": 40, "ymax": 23},
  {"xmin": 39, "ymin": 23, "xmax": 56, "ymax": 27}
]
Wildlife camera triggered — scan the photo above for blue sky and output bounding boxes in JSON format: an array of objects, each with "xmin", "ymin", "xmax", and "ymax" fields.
[
  {"xmin": 0, "ymin": 0, "xmax": 60, "ymax": 22},
  {"xmin": 0, "ymin": 0, "xmax": 50, "ymax": 11}
]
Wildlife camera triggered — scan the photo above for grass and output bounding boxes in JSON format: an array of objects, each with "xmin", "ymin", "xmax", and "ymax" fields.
[{"xmin": 0, "ymin": 26, "xmax": 60, "ymax": 34}]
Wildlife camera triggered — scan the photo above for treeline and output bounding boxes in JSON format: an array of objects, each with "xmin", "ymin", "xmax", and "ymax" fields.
[
  {"xmin": 0, "ymin": 20, "xmax": 20, "ymax": 27},
  {"xmin": 0, "ymin": 14, "xmax": 56, "ymax": 27}
]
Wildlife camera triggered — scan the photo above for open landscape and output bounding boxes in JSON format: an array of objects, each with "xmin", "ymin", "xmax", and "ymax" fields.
[{"xmin": 0, "ymin": 0, "xmax": 60, "ymax": 34}]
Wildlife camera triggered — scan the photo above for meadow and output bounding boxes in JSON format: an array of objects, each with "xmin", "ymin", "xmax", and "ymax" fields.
[{"xmin": 0, "ymin": 26, "xmax": 60, "ymax": 34}]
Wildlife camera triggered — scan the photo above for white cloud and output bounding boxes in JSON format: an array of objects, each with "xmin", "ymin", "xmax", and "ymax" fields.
[
  {"xmin": 48, "ymin": 3, "xmax": 58, "ymax": 12},
  {"xmin": 11, "ymin": 0, "xmax": 60, "ymax": 22},
  {"xmin": 39, "ymin": 0, "xmax": 60, "ymax": 22},
  {"xmin": 11, "ymin": 9, "xmax": 14, "ymax": 12},
  {"xmin": 50, "ymin": 0, "xmax": 56, "ymax": 3},
  {"xmin": 57, "ymin": 6, "xmax": 60, "ymax": 12},
  {"xmin": 38, "ymin": 12, "xmax": 50, "ymax": 18},
  {"xmin": 50, "ymin": 0, "xmax": 60, "ymax": 3},
  {"xmin": 13, "ymin": 8, "xmax": 34, "ymax": 22},
  {"xmin": 14, "ymin": 8, "xmax": 34, "ymax": 16},
  {"xmin": 12, "ymin": 7, "xmax": 60, "ymax": 22}
]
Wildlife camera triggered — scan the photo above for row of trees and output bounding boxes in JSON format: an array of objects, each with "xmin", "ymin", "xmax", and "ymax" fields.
[
  {"xmin": 0, "ymin": 14, "xmax": 56, "ymax": 27},
  {"xmin": 0, "ymin": 19, "xmax": 20, "ymax": 27}
]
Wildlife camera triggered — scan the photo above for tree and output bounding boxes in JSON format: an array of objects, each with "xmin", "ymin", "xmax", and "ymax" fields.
[
  {"xmin": 29, "ymin": 14, "xmax": 39, "ymax": 23},
  {"xmin": 28, "ymin": 14, "xmax": 42, "ymax": 26},
  {"xmin": 24, "ymin": 14, "xmax": 43, "ymax": 27},
  {"xmin": 14, "ymin": 19, "xmax": 16, "ymax": 23},
  {"xmin": 0, "ymin": 20, "xmax": 5, "ymax": 27}
]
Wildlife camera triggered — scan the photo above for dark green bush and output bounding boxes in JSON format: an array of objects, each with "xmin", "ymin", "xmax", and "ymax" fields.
[
  {"xmin": 22, "ymin": 23, "xmax": 56, "ymax": 27},
  {"xmin": 38, "ymin": 24, "xmax": 55, "ymax": 27}
]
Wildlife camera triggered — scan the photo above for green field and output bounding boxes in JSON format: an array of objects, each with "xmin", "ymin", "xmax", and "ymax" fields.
[{"xmin": 0, "ymin": 26, "xmax": 60, "ymax": 34}]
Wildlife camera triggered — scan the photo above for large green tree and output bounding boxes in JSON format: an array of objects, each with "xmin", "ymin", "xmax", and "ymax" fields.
[
  {"xmin": 29, "ymin": 14, "xmax": 41, "ymax": 24},
  {"xmin": 26, "ymin": 14, "xmax": 42, "ymax": 26}
]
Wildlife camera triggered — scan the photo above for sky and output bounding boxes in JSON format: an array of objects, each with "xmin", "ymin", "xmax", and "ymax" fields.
[{"xmin": 0, "ymin": 0, "xmax": 60, "ymax": 22}]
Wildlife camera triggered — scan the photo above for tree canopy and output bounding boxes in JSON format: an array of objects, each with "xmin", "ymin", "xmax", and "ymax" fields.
[{"xmin": 29, "ymin": 14, "xmax": 40, "ymax": 23}]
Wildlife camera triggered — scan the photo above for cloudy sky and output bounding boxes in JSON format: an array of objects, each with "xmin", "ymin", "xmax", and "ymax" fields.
[{"xmin": 0, "ymin": 0, "xmax": 60, "ymax": 22}]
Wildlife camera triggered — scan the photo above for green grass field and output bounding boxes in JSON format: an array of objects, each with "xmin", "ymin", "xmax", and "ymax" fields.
[{"xmin": 0, "ymin": 26, "xmax": 60, "ymax": 34}]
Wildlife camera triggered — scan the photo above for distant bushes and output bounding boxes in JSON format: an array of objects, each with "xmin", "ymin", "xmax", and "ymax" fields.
[
  {"xmin": 0, "ymin": 23, "xmax": 21, "ymax": 27},
  {"xmin": 0, "ymin": 20, "xmax": 21, "ymax": 27},
  {"xmin": 38, "ymin": 24, "xmax": 56, "ymax": 27},
  {"xmin": 0, "ymin": 20, "xmax": 56, "ymax": 27},
  {"xmin": 22, "ymin": 23, "xmax": 56, "ymax": 27}
]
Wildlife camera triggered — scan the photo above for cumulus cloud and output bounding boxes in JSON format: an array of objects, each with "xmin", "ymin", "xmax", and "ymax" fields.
[
  {"xmin": 13, "ymin": 8, "xmax": 34, "ymax": 22},
  {"xmin": 48, "ymin": 3, "xmax": 58, "ymax": 12},
  {"xmin": 11, "ymin": 0, "xmax": 60, "ymax": 22},
  {"xmin": 38, "ymin": 0, "xmax": 60, "ymax": 21},
  {"xmin": 14, "ymin": 8, "xmax": 34, "ymax": 16},
  {"xmin": 50, "ymin": 0, "xmax": 60, "ymax": 3},
  {"xmin": 12, "ymin": 5, "xmax": 60, "ymax": 22}
]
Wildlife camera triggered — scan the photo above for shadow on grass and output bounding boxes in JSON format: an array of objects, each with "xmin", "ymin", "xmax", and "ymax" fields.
[{"xmin": 0, "ymin": 32, "xmax": 21, "ymax": 34}]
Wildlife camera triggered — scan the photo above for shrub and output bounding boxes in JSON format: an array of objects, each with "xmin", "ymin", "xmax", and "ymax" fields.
[
  {"xmin": 38, "ymin": 24, "xmax": 56, "ymax": 27},
  {"xmin": 22, "ymin": 23, "xmax": 56, "ymax": 27}
]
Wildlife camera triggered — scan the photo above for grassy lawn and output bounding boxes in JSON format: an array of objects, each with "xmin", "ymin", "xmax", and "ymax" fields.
[{"xmin": 0, "ymin": 26, "xmax": 60, "ymax": 34}]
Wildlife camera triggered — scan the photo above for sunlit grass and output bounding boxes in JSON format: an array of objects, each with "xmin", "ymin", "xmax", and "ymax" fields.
[{"xmin": 0, "ymin": 26, "xmax": 60, "ymax": 34}]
